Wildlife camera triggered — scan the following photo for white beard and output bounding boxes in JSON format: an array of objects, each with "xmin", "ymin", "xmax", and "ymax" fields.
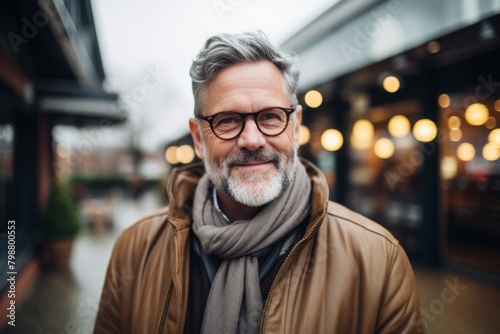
[
  {"xmin": 226, "ymin": 165, "xmax": 286, "ymax": 207},
  {"xmin": 203, "ymin": 146, "xmax": 297, "ymax": 207}
]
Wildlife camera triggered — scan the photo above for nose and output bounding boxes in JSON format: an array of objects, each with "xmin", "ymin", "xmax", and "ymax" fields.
[{"xmin": 236, "ymin": 116, "xmax": 266, "ymax": 151}]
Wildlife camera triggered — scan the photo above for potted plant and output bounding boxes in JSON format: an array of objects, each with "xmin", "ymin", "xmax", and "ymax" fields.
[{"xmin": 41, "ymin": 179, "xmax": 84, "ymax": 270}]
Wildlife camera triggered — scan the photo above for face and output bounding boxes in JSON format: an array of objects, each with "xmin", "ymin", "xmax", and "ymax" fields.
[{"xmin": 189, "ymin": 61, "xmax": 303, "ymax": 207}]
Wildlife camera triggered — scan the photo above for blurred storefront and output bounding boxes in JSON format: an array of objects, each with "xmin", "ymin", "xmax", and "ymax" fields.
[
  {"xmin": 0, "ymin": 0, "xmax": 124, "ymax": 329},
  {"xmin": 284, "ymin": 0, "xmax": 500, "ymax": 281}
]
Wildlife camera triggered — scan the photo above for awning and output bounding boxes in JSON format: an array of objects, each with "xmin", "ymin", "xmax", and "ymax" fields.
[{"xmin": 37, "ymin": 80, "xmax": 126, "ymax": 126}]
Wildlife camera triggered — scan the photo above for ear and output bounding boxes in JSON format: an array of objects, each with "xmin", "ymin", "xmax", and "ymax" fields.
[
  {"xmin": 189, "ymin": 118, "xmax": 205, "ymax": 160},
  {"xmin": 293, "ymin": 105, "xmax": 303, "ymax": 149}
]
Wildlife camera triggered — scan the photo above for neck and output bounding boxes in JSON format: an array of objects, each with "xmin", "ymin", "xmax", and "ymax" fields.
[{"xmin": 216, "ymin": 189, "xmax": 261, "ymax": 221}]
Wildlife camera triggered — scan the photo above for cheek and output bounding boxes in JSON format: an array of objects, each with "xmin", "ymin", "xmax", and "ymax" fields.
[
  {"xmin": 203, "ymin": 137, "xmax": 234, "ymax": 161},
  {"xmin": 291, "ymin": 120, "xmax": 301, "ymax": 148},
  {"xmin": 279, "ymin": 128, "xmax": 298, "ymax": 150},
  {"xmin": 267, "ymin": 139, "xmax": 295, "ymax": 160},
  {"xmin": 199, "ymin": 130, "xmax": 218, "ymax": 156}
]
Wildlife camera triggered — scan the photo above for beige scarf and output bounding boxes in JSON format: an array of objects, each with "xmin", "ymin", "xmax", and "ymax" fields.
[{"xmin": 192, "ymin": 162, "xmax": 311, "ymax": 333}]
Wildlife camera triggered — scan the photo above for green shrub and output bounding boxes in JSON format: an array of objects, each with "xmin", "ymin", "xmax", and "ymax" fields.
[
  {"xmin": 41, "ymin": 180, "xmax": 84, "ymax": 239},
  {"xmin": 69, "ymin": 175, "xmax": 129, "ymax": 189}
]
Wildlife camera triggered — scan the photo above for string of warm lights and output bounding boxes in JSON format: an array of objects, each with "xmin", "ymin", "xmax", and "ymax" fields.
[{"xmin": 298, "ymin": 88, "xmax": 499, "ymax": 163}]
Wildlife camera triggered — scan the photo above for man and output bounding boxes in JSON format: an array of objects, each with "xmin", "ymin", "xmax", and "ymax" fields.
[{"xmin": 94, "ymin": 31, "xmax": 424, "ymax": 334}]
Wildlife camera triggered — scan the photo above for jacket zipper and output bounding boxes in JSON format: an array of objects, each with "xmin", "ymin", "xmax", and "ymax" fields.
[
  {"xmin": 158, "ymin": 280, "xmax": 174, "ymax": 334},
  {"xmin": 258, "ymin": 205, "xmax": 328, "ymax": 333}
]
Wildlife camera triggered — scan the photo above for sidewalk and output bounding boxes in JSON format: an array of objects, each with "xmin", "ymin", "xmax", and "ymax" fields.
[
  {"xmin": 7, "ymin": 190, "xmax": 500, "ymax": 333},
  {"xmin": 7, "ymin": 190, "xmax": 163, "ymax": 334},
  {"xmin": 414, "ymin": 266, "xmax": 500, "ymax": 333}
]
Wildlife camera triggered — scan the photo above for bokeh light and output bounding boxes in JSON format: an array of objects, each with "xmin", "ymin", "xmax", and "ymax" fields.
[
  {"xmin": 485, "ymin": 116, "xmax": 496, "ymax": 129},
  {"xmin": 374, "ymin": 138, "xmax": 395, "ymax": 159},
  {"xmin": 165, "ymin": 146, "xmax": 178, "ymax": 164},
  {"xmin": 321, "ymin": 129, "xmax": 343, "ymax": 151},
  {"xmin": 465, "ymin": 103, "xmax": 489, "ymax": 126},
  {"xmin": 413, "ymin": 119, "xmax": 437, "ymax": 142},
  {"xmin": 176, "ymin": 145, "xmax": 195, "ymax": 164},
  {"xmin": 388, "ymin": 115, "xmax": 410, "ymax": 137},
  {"xmin": 494, "ymin": 100, "xmax": 500, "ymax": 112},
  {"xmin": 304, "ymin": 90, "xmax": 323, "ymax": 108},
  {"xmin": 299, "ymin": 125, "xmax": 311, "ymax": 146},
  {"xmin": 427, "ymin": 41, "xmax": 441, "ymax": 54},
  {"xmin": 447, "ymin": 116, "xmax": 460, "ymax": 130},
  {"xmin": 382, "ymin": 76, "xmax": 400, "ymax": 93},
  {"xmin": 489, "ymin": 128, "xmax": 500, "ymax": 145},
  {"xmin": 457, "ymin": 143, "xmax": 475, "ymax": 161},
  {"xmin": 352, "ymin": 119, "xmax": 374, "ymax": 140},
  {"xmin": 441, "ymin": 156, "xmax": 457, "ymax": 180},
  {"xmin": 438, "ymin": 94, "xmax": 450, "ymax": 108},
  {"xmin": 449, "ymin": 129, "xmax": 462, "ymax": 142},
  {"xmin": 350, "ymin": 135, "xmax": 372, "ymax": 150},
  {"xmin": 482, "ymin": 142, "xmax": 500, "ymax": 161}
]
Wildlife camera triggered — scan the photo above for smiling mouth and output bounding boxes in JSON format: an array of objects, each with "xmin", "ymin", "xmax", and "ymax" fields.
[
  {"xmin": 236, "ymin": 161, "xmax": 271, "ymax": 167},
  {"xmin": 231, "ymin": 161, "xmax": 276, "ymax": 172}
]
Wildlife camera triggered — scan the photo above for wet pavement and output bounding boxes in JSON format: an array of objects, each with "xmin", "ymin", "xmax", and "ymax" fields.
[
  {"xmin": 7, "ymin": 190, "xmax": 163, "ymax": 334},
  {"xmin": 6, "ymin": 191, "xmax": 500, "ymax": 333}
]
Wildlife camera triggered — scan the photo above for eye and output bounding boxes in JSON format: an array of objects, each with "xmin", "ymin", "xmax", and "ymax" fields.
[
  {"xmin": 258, "ymin": 108, "xmax": 286, "ymax": 122},
  {"xmin": 262, "ymin": 113, "xmax": 280, "ymax": 120},
  {"xmin": 219, "ymin": 117, "xmax": 237, "ymax": 124},
  {"xmin": 213, "ymin": 113, "xmax": 242, "ymax": 127}
]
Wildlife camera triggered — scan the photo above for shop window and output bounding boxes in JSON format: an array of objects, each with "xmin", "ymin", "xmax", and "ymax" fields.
[
  {"xmin": 439, "ymin": 95, "xmax": 500, "ymax": 275},
  {"xmin": 346, "ymin": 99, "xmax": 425, "ymax": 255},
  {"xmin": 300, "ymin": 111, "xmax": 341, "ymax": 200}
]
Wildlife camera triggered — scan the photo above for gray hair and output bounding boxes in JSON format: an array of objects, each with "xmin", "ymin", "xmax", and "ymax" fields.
[{"xmin": 189, "ymin": 31, "xmax": 300, "ymax": 116}]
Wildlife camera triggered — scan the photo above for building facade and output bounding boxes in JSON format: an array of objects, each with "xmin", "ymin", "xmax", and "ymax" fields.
[
  {"xmin": 0, "ymin": 0, "xmax": 125, "ymax": 329},
  {"xmin": 283, "ymin": 0, "xmax": 500, "ymax": 281}
]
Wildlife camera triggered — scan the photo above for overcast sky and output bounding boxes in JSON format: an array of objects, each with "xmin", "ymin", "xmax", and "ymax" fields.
[{"xmin": 91, "ymin": 0, "xmax": 336, "ymax": 152}]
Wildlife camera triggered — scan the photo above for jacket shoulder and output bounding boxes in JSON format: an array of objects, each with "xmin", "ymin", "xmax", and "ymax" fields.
[
  {"xmin": 112, "ymin": 206, "xmax": 172, "ymax": 258},
  {"xmin": 122, "ymin": 206, "xmax": 170, "ymax": 235},
  {"xmin": 324, "ymin": 201, "xmax": 399, "ymax": 246}
]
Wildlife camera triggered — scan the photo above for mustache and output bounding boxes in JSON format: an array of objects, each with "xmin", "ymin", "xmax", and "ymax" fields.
[{"xmin": 225, "ymin": 148, "xmax": 281, "ymax": 167}]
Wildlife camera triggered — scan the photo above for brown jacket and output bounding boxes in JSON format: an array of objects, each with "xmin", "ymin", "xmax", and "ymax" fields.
[{"xmin": 94, "ymin": 160, "xmax": 425, "ymax": 334}]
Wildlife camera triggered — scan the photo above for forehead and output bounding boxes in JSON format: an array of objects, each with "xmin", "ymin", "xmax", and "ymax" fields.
[{"xmin": 203, "ymin": 61, "xmax": 289, "ymax": 113}]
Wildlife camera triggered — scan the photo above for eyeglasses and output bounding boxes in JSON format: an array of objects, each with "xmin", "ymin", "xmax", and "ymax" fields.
[{"xmin": 196, "ymin": 107, "xmax": 296, "ymax": 140}]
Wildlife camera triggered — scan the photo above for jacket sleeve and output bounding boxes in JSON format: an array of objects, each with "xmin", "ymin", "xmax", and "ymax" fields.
[
  {"xmin": 93, "ymin": 231, "xmax": 135, "ymax": 334},
  {"xmin": 376, "ymin": 244, "xmax": 426, "ymax": 334}
]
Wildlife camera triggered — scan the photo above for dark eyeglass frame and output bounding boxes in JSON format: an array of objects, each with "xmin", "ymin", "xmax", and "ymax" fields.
[{"xmin": 196, "ymin": 106, "xmax": 296, "ymax": 140}]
